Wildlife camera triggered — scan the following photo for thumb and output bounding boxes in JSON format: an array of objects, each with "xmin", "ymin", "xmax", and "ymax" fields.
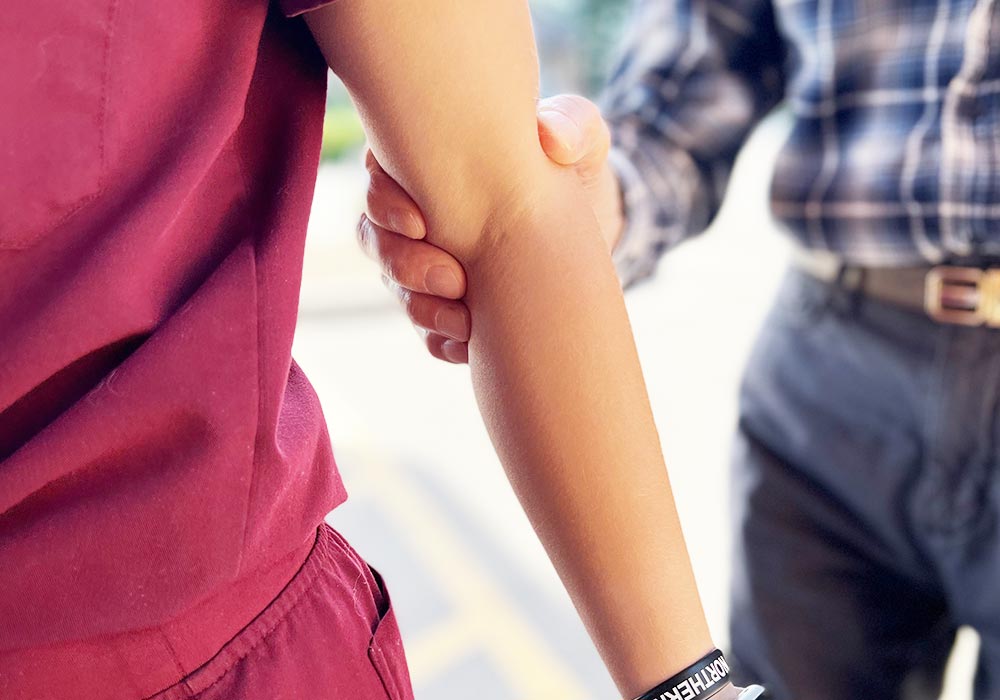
[{"xmin": 536, "ymin": 94, "xmax": 610, "ymax": 176}]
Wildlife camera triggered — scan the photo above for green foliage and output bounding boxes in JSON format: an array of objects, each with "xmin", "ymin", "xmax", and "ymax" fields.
[
  {"xmin": 577, "ymin": 0, "xmax": 629, "ymax": 92},
  {"xmin": 321, "ymin": 105, "xmax": 366, "ymax": 162}
]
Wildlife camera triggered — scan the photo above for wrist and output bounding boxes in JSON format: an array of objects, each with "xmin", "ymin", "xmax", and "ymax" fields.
[{"xmin": 631, "ymin": 649, "xmax": 733, "ymax": 700}]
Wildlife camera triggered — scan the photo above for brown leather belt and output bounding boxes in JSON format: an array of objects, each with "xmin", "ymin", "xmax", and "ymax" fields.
[{"xmin": 792, "ymin": 248, "xmax": 1000, "ymax": 327}]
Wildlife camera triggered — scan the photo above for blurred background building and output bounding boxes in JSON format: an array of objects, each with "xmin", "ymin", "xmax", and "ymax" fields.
[{"xmin": 294, "ymin": 1, "xmax": 979, "ymax": 697}]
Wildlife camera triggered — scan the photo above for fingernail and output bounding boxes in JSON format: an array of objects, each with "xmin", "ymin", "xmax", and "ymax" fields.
[
  {"xmin": 441, "ymin": 339, "xmax": 466, "ymax": 364},
  {"xmin": 435, "ymin": 307, "xmax": 467, "ymax": 341},
  {"xmin": 387, "ymin": 208, "xmax": 424, "ymax": 239},
  {"xmin": 425, "ymin": 265, "xmax": 461, "ymax": 297},
  {"xmin": 538, "ymin": 110, "xmax": 582, "ymax": 154}
]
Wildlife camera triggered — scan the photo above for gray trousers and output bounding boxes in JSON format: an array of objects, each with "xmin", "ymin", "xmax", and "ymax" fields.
[{"xmin": 728, "ymin": 267, "xmax": 1000, "ymax": 700}]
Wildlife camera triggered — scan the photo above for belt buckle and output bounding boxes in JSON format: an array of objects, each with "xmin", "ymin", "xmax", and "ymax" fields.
[{"xmin": 925, "ymin": 266, "xmax": 1000, "ymax": 327}]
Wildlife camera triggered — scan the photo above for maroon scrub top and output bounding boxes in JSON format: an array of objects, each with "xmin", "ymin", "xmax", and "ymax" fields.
[{"xmin": 0, "ymin": 0, "xmax": 352, "ymax": 695}]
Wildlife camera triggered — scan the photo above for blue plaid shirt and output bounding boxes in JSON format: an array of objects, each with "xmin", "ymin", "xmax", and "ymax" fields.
[{"xmin": 601, "ymin": 0, "xmax": 1000, "ymax": 287}]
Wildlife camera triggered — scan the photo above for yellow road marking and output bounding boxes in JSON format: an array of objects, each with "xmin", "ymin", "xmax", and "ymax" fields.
[{"xmin": 340, "ymin": 438, "xmax": 590, "ymax": 698}]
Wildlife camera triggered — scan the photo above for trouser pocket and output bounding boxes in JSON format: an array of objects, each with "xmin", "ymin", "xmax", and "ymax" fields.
[
  {"xmin": 363, "ymin": 562, "xmax": 415, "ymax": 700},
  {"xmin": 148, "ymin": 524, "xmax": 414, "ymax": 700}
]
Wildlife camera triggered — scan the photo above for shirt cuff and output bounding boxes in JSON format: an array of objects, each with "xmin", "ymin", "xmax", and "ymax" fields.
[{"xmin": 607, "ymin": 146, "xmax": 664, "ymax": 289}]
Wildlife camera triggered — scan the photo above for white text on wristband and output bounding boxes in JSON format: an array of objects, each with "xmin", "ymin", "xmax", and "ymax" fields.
[{"xmin": 633, "ymin": 649, "xmax": 731, "ymax": 700}]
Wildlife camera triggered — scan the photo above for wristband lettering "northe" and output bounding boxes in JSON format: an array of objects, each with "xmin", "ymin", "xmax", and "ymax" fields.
[{"xmin": 633, "ymin": 649, "xmax": 731, "ymax": 700}]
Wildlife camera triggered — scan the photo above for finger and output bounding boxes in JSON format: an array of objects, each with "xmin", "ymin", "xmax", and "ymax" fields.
[
  {"xmin": 357, "ymin": 215, "xmax": 466, "ymax": 299},
  {"xmin": 383, "ymin": 280, "xmax": 471, "ymax": 341},
  {"xmin": 536, "ymin": 94, "xmax": 611, "ymax": 176},
  {"xmin": 362, "ymin": 157, "xmax": 426, "ymax": 240},
  {"xmin": 421, "ymin": 328, "xmax": 469, "ymax": 365}
]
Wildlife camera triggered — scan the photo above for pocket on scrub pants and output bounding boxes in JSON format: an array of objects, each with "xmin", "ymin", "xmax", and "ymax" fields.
[{"xmin": 364, "ymin": 562, "xmax": 415, "ymax": 700}]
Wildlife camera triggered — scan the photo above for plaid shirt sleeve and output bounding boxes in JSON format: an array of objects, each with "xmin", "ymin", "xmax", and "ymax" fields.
[{"xmin": 600, "ymin": 0, "xmax": 788, "ymax": 288}]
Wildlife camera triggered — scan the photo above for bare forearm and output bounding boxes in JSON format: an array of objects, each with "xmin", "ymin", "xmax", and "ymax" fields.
[
  {"xmin": 302, "ymin": 0, "xmax": 714, "ymax": 693},
  {"xmin": 466, "ymin": 165, "xmax": 712, "ymax": 698}
]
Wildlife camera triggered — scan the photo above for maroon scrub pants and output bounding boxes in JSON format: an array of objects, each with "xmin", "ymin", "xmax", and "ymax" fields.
[{"xmin": 149, "ymin": 522, "xmax": 415, "ymax": 700}]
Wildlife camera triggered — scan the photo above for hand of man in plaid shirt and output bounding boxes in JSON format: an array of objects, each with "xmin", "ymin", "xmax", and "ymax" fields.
[
  {"xmin": 356, "ymin": 93, "xmax": 621, "ymax": 363},
  {"xmin": 357, "ymin": 0, "xmax": 999, "ymax": 349}
]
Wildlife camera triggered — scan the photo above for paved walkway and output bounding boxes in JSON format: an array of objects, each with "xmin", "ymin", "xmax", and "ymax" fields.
[{"xmin": 292, "ymin": 113, "xmax": 977, "ymax": 699}]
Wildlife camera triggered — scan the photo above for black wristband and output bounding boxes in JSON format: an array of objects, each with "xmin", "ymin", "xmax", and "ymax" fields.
[{"xmin": 633, "ymin": 649, "xmax": 731, "ymax": 700}]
